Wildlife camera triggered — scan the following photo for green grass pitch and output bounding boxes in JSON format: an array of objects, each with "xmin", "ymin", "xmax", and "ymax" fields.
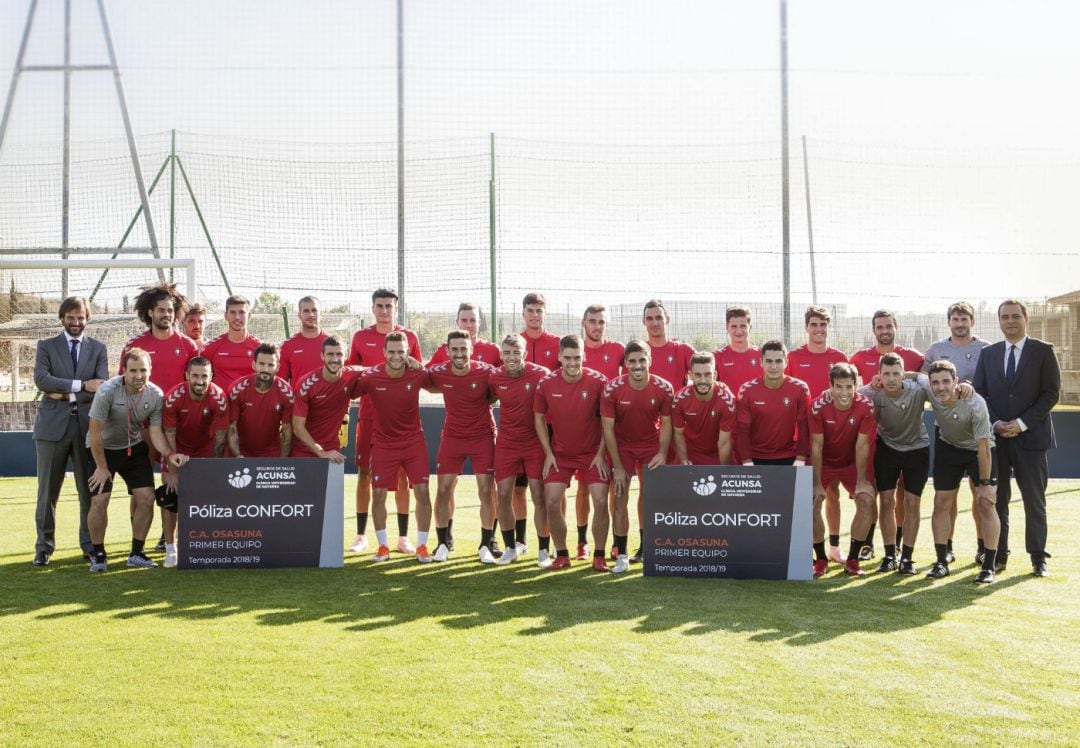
[{"xmin": 1, "ymin": 476, "xmax": 1077, "ymax": 746}]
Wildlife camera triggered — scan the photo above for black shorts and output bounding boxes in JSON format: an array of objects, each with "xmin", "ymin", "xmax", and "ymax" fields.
[
  {"xmin": 932, "ymin": 439, "xmax": 996, "ymax": 492},
  {"xmin": 874, "ymin": 439, "xmax": 930, "ymax": 495},
  {"xmin": 88, "ymin": 441, "xmax": 155, "ymax": 496},
  {"xmin": 753, "ymin": 457, "xmax": 796, "ymax": 466}
]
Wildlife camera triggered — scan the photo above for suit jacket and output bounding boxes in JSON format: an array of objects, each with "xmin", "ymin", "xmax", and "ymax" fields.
[
  {"xmin": 973, "ymin": 337, "xmax": 1059, "ymax": 451},
  {"xmin": 33, "ymin": 333, "xmax": 110, "ymax": 442}
]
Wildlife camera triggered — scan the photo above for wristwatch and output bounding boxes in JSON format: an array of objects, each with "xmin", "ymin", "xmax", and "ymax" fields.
[{"xmin": 976, "ymin": 477, "xmax": 997, "ymax": 486}]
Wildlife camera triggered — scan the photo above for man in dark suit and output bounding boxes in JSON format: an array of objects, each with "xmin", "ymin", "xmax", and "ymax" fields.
[
  {"xmin": 973, "ymin": 299, "xmax": 1060, "ymax": 577},
  {"xmin": 32, "ymin": 296, "xmax": 109, "ymax": 566}
]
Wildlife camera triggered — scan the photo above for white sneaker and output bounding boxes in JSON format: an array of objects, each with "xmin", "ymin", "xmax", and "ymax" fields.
[
  {"xmin": 828, "ymin": 545, "xmax": 845, "ymax": 563},
  {"xmin": 396, "ymin": 536, "xmax": 416, "ymax": 555},
  {"xmin": 433, "ymin": 543, "xmax": 450, "ymax": 562},
  {"xmin": 612, "ymin": 554, "xmax": 630, "ymax": 574},
  {"xmin": 495, "ymin": 546, "xmax": 519, "ymax": 566},
  {"xmin": 163, "ymin": 550, "xmax": 178, "ymax": 568},
  {"xmin": 515, "ymin": 542, "xmax": 529, "ymax": 557},
  {"xmin": 348, "ymin": 534, "xmax": 369, "ymax": 553},
  {"xmin": 126, "ymin": 554, "xmax": 157, "ymax": 569},
  {"xmin": 478, "ymin": 546, "xmax": 496, "ymax": 564},
  {"xmin": 536, "ymin": 549, "xmax": 553, "ymax": 569}
]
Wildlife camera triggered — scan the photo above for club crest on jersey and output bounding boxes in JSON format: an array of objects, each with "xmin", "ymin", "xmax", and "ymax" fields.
[
  {"xmin": 951, "ymin": 413, "xmax": 959, "ymax": 420},
  {"xmin": 175, "ymin": 348, "xmax": 181, "ymax": 356},
  {"xmin": 849, "ymin": 416, "xmax": 855, "ymax": 425},
  {"xmin": 203, "ymin": 408, "xmax": 210, "ymax": 416},
  {"xmin": 667, "ymin": 355, "xmax": 674, "ymax": 363},
  {"xmin": 650, "ymin": 398, "xmax": 656, "ymax": 406},
  {"xmin": 783, "ymin": 397, "xmax": 791, "ymax": 407},
  {"xmin": 901, "ymin": 403, "xmax": 908, "ymax": 410},
  {"xmin": 603, "ymin": 354, "xmax": 609, "ymax": 361},
  {"xmin": 582, "ymin": 392, "xmax": 589, "ymax": 399},
  {"xmin": 275, "ymin": 404, "xmax": 282, "ymax": 411},
  {"xmin": 471, "ymin": 382, "xmax": 478, "ymax": 389},
  {"xmin": 525, "ymin": 383, "xmax": 532, "ymax": 391},
  {"xmin": 966, "ymin": 353, "xmax": 972, "ymax": 359},
  {"xmin": 751, "ymin": 359, "xmax": 758, "ymax": 367},
  {"xmin": 407, "ymin": 384, "xmax": 413, "ymax": 391}
]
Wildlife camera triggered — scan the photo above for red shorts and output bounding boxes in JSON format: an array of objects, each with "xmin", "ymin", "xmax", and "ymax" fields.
[
  {"xmin": 370, "ymin": 440, "xmax": 430, "ymax": 489},
  {"xmin": 821, "ymin": 464, "xmax": 875, "ymax": 497},
  {"xmin": 493, "ymin": 439, "xmax": 544, "ymax": 482},
  {"xmin": 436, "ymin": 433, "xmax": 495, "ymax": 475},
  {"xmin": 686, "ymin": 449, "xmax": 721, "ymax": 466},
  {"xmin": 354, "ymin": 411, "xmax": 375, "ymax": 468},
  {"xmin": 618, "ymin": 444, "xmax": 661, "ymax": 475},
  {"xmin": 545, "ymin": 453, "xmax": 610, "ymax": 486}
]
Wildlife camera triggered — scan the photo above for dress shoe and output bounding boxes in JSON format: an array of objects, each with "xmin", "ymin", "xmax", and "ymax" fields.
[
  {"xmin": 1032, "ymin": 561, "xmax": 1049, "ymax": 578},
  {"xmin": 33, "ymin": 550, "xmax": 51, "ymax": 566}
]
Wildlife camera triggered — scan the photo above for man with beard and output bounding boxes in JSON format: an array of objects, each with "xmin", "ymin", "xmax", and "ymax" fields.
[
  {"xmin": 534, "ymin": 335, "xmax": 609, "ymax": 571},
  {"xmin": 228, "ymin": 343, "xmax": 294, "ymax": 458},
  {"xmin": 489, "ymin": 334, "xmax": 549, "ymax": 566},
  {"xmin": 355, "ymin": 332, "xmax": 436, "ymax": 563},
  {"xmin": 642, "ymin": 299, "xmax": 694, "ymax": 389},
  {"xmin": 808, "ymin": 363, "xmax": 877, "ymax": 578},
  {"xmin": 848, "ymin": 310, "xmax": 924, "ymax": 561},
  {"xmin": 201, "ymin": 295, "xmax": 262, "ymax": 391},
  {"xmin": 161, "ymin": 357, "xmax": 228, "ymax": 567},
  {"xmin": 672, "ymin": 352, "xmax": 736, "ymax": 467},
  {"xmin": 86, "ymin": 349, "xmax": 188, "ymax": 571},
  {"xmin": 291, "ymin": 336, "xmax": 363, "ymax": 464},
  {"xmin": 427, "ymin": 302, "xmax": 502, "ymax": 366},
  {"xmin": 32, "ymin": 296, "xmax": 109, "ymax": 566},
  {"xmin": 427, "ymin": 331, "xmax": 498, "ymax": 563},
  {"xmin": 925, "ymin": 361, "xmax": 1000, "ymax": 584},
  {"xmin": 182, "ymin": 303, "xmax": 207, "ymax": 350},
  {"xmin": 279, "ymin": 296, "xmax": 330, "ymax": 387},
  {"xmin": 601, "ymin": 340, "xmax": 674, "ymax": 572}
]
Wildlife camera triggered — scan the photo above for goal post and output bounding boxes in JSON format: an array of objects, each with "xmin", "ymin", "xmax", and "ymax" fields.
[{"xmin": 0, "ymin": 257, "xmax": 197, "ymax": 306}]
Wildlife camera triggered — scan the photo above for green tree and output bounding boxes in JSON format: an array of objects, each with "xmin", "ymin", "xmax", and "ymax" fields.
[{"xmin": 254, "ymin": 291, "xmax": 286, "ymax": 315}]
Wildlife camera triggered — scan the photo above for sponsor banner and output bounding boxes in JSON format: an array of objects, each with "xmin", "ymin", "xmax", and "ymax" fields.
[
  {"xmin": 642, "ymin": 465, "xmax": 812, "ymax": 580},
  {"xmin": 178, "ymin": 458, "xmax": 344, "ymax": 569}
]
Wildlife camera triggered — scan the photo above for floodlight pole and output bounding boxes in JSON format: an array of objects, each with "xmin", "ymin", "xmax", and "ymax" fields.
[
  {"xmin": 62, "ymin": 0, "xmax": 71, "ymax": 295},
  {"xmin": 780, "ymin": 0, "xmax": 791, "ymax": 347},
  {"xmin": 395, "ymin": 0, "xmax": 406, "ymax": 325},
  {"xmin": 801, "ymin": 135, "xmax": 817, "ymax": 305},
  {"xmin": 489, "ymin": 132, "xmax": 497, "ymax": 342}
]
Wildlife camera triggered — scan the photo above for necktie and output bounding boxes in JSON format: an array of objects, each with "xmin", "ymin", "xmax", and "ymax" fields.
[
  {"xmin": 70, "ymin": 338, "xmax": 79, "ymax": 374},
  {"xmin": 1005, "ymin": 344, "xmax": 1016, "ymax": 384}
]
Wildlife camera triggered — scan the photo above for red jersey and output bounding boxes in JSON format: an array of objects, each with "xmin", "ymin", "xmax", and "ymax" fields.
[
  {"xmin": 355, "ymin": 365, "xmax": 432, "ymax": 448},
  {"xmin": 291, "ymin": 366, "xmax": 364, "ymax": 457},
  {"xmin": 278, "ymin": 331, "xmax": 329, "ymax": 387},
  {"xmin": 120, "ymin": 330, "xmax": 199, "ymax": 393},
  {"xmin": 201, "ymin": 333, "xmax": 262, "ymax": 392},
  {"xmin": 584, "ymin": 340, "xmax": 625, "ymax": 380},
  {"xmin": 521, "ymin": 330, "xmax": 561, "ymax": 369},
  {"xmin": 848, "ymin": 345, "xmax": 925, "ymax": 383},
  {"xmin": 229, "ymin": 374, "xmax": 295, "ymax": 457},
  {"xmin": 807, "ymin": 391, "xmax": 877, "ymax": 468},
  {"xmin": 162, "ymin": 381, "xmax": 229, "ymax": 458},
  {"xmin": 348, "ymin": 325, "xmax": 422, "ymax": 368},
  {"xmin": 533, "ymin": 368, "xmax": 607, "ymax": 460},
  {"xmin": 784, "ymin": 345, "xmax": 848, "ymax": 399},
  {"xmin": 427, "ymin": 339, "xmax": 502, "ymax": 367},
  {"xmin": 426, "ymin": 360, "xmax": 497, "ymax": 439},
  {"xmin": 489, "ymin": 362, "xmax": 550, "ymax": 445},
  {"xmin": 714, "ymin": 345, "xmax": 763, "ymax": 394},
  {"xmin": 672, "ymin": 383, "xmax": 737, "ymax": 455},
  {"xmin": 647, "ymin": 340, "xmax": 695, "ymax": 388},
  {"xmin": 736, "ymin": 377, "xmax": 811, "ymax": 461},
  {"xmin": 600, "ymin": 374, "xmax": 674, "ymax": 451}
]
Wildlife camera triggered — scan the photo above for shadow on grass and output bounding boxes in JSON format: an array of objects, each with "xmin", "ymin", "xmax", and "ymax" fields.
[{"xmin": 0, "ymin": 543, "xmax": 1035, "ymax": 645}]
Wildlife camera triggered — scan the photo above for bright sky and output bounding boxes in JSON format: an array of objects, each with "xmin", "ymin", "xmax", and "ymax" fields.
[{"xmin": 1, "ymin": 0, "xmax": 1078, "ymax": 321}]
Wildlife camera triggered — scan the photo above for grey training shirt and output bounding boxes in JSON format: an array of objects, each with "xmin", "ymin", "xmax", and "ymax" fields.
[
  {"xmin": 921, "ymin": 337, "xmax": 989, "ymax": 383},
  {"xmin": 859, "ymin": 381, "xmax": 930, "ymax": 451},
  {"xmin": 916, "ymin": 374, "xmax": 993, "ymax": 451},
  {"xmin": 87, "ymin": 375, "xmax": 164, "ymax": 450}
]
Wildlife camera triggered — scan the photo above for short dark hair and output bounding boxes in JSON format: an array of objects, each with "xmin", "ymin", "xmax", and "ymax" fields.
[
  {"xmin": 928, "ymin": 360, "xmax": 957, "ymax": 378},
  {"xmin": 122, "ymin": 347, "xmax": 150, "ymax": 369},
  {"xmin": 871, "ymin": 309, "xmax": 897, "ymax": 327},
  {"xmin": 997, "ymin": 298, "xmax": 1028, "ymax": 319},
  {"xmin": 879, "ymin": 352, "xmax": 904, "ymax": 369},
  {"xmin": 642, "ymin": 299, "xmax": 668, "ymax": 318},
  {"xmin": 582, "ymin": 303, "xmax": 606, "ymax": 317},
  {"xmin": 254, "ymin": 342, "xmax": 279, "ymax": 359},
  {"xmin": 225, "ymin": 295, "xmax": 250, "ymax": 310},
  {"xmin": 522, "ymin": 292, "xmax": 546, "ymax": 309},
  {"xmin": 322, "ymin": 335, "xmax": 343, "ymax": 351},
  {"xmin": 185, "ymin": 303, "xmax": 207, "ymax": 319},
  {"xmin": 372, "ymin": 288, "xmax": 398, "ymax": 303},
  {"xmin": 623, "ymin": 339, "xmax": 649, "ymax": 357},
  {"xmin": 828, "ymin": 362, "xmax": 858, "ymax": 384},
  {"xmin": 58, "ymin": 296, "xmax": 90, "ymax": 320},
  {"xmin": 384, "ymin": 331, "xmax": 407, "ymax": 347},
  {"xmin": 690, "ymin": 351, "xmax": 715, "ymax": 367},
  {"xmin": 185, "ymin": 356, "xmax": 212, "ymax": 372},
  {"xmin": 298, "ymin": 295, "xmax": 319, "ymax": 310},
  {"xmin": 761, "ymin": 339, "xmax": 787, "ymax": 356},
  {"xmin": 559, "ymin": 334, "xmax": 582, "ymax": 352},
  {"xmin": 446, "ymin": 330, "xmax": 470, "ymax": 344}
]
